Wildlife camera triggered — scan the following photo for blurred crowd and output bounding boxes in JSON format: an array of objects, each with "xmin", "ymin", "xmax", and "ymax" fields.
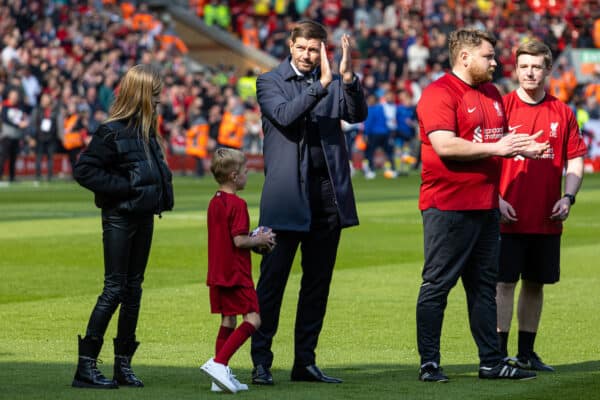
[
  {"xmin": 1, "ymin": 0, "xmax": 600, "ymax": 182},
  {"xmin": 193, "ymin": 0, "xmax": 600, "ymax": 107},
  {"xmin": 0, "ymin": 0, "xmax": 263, "ymax": 182}
]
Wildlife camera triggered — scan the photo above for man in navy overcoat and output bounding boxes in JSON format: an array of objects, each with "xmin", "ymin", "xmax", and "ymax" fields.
[{"xmin": 250, "ymin": 20, "xmax": 367, "ymax": 385}]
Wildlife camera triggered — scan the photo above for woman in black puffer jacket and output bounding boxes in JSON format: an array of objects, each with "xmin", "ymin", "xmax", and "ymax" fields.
[{"xmin": 71, "ymin": 64, "xmax": 174, "ymax": 389}]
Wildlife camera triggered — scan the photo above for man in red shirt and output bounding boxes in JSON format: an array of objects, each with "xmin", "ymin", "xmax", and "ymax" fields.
[
  {"xmin": 496, "ymin": 40, "xmax": 586, "ymax": 372},
  {"xmin": 415, "ymin": 29, "xmax": 547, "ymax": 382}
]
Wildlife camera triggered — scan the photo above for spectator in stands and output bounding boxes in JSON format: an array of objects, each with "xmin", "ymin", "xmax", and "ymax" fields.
[
  {"xmin": 204, "ymin": 0, "xmax": 231, "ymax": 30},
  {"xmin": 407, "ymin": 35, "xmax": 430, "ymax": 73},
  {"xmin": 243, "ymin": 107, "xmax": 262, "ymax": 155},
  {"xmin": 28, "ymin": 92, "xmax": 62, "ymax": 182},
  {"xmin": 236, "ymin": 69, "xmax": 258, "ymax": 102},
  {"xmin": 72, "ymin": 64, "xmax": 173, "ymax": 390},
  {"xmin": 0, "ymin": 88, "xmax": 28, "ymax": 182}
]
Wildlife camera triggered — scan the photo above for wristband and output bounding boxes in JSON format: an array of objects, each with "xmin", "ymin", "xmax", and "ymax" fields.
[{"xmin": 563, "ymin": 193, "xmax": 575, "ymax": 205}]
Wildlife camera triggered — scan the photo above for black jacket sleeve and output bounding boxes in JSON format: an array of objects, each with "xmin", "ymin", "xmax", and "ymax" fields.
[{"xmin": 73, "ymin": 124, "xmax": 131, "ymax": 198}]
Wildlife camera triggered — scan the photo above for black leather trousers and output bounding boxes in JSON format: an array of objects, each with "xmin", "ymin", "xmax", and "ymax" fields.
[{"xmin": 85, "ymin": 209, "xmax": 154, "ymax": 341}]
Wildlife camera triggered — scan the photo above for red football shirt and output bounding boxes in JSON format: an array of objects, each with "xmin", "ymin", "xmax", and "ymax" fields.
[
  {"xmin": 206, "ymin": 191, "xmax": 254, "ymax": 287},
  {"xmin": 500, "ymin": 92, "xmax": 587, "ymax": 234},
  {"xmin": 417, "ymin": 73, "xmax": 506, "ymax": 211}
]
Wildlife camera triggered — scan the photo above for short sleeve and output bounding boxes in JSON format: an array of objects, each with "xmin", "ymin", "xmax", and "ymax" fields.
[
  {"xmin": 565, "ymin": 109, "xmax": 588, "ymax": 159},
  {"xmin": 417, "ymin": 84, "xmax": 458, "ymax": 135},
  {"xmin": 230, "ymin": 197, "xmax": 250, "ymax": 237}
]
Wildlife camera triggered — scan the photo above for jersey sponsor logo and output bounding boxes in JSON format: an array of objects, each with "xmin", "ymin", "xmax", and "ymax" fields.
[
  {"xmin": 473, "ymin": 126, "xmax": 503, "ymax": 142},
  {"xmin": 467, "ymin": 106, "xmax": 477, "ymax": 113},
  {"xmin": 473, "ymin": 126, "xmax": 483, "ymax": 142},
  {"xmin": 550, "ymin": 122, "xmax": 558, "ymax": 138},
  {"xmin": 493, "ymin": 101, "xmax": 503, "ymax": 117},
  {"xmin": 540, "ymin": 147, "xmax": 555, "ymax": 159}
]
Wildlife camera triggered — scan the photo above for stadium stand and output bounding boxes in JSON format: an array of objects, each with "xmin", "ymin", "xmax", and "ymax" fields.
[{"xmin": 0, "ymin": 0, "xmax": 599, "ymax": 181}]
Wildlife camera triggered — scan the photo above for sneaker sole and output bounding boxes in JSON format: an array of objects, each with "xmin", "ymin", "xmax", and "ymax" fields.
[
  {"xmin": 479, "ymin": 375, "xmax": 537, "ymax": 381},
  {"xmin": 419, "ymin": 377, "xmax": 449, "ymax": 383},
  {"xmin": 72, "ymin": 380, "xmax": 118, "ymax": 389},
  {"xmin": 516, "ymin": 362, "xmax": 555, "ymax": 372},
  {"xmin": 252, "ymin": 378, "xmax": 274, "ymax": 385},
  {"xmin": 200, "ymin": 367, "xmax": 237, "ymax": 393}
]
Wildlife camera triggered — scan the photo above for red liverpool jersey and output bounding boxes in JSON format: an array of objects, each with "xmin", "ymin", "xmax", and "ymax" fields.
[
  {"xmin": 207, "ymin": 191, "xmax": 254, "ymax": 287},
  {"xmin": 417, "ymin": 73, "xmax": 506, "ymax": 211},
  {"xmin": 500, "ymin": 91, "xmax": 587, "ymax": 234}
]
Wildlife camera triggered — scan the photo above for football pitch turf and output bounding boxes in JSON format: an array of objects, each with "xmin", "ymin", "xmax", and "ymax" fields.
[{"xmin": 1, "ymin": 172, "xmax": 599, "ymax": 399}]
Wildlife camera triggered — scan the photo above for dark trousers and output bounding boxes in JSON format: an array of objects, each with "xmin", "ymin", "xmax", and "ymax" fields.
[
  {"xmin": 85, "ymin": 209, "xmax": 154, "ymax": 341},
  {"xmin": 365, "ymin": 134, "xmax": 395, "ymax": 171},
  {"xmin": 0, "ymin": 137, "xmax": 20, "ymax": 181},
  {"xmin": 251, "ymin": 177, "xmax": 341, "ymax": 368},
  {"xmin": 67, "ymin": 148, "xmax": 82, "ymax": 177},
  {"xmin": 416, "ymin": 208, "xmax": 502, "ymax": 367},
  {"xmin": 194, "ymin": 156, "xmax": 205, "ymax": 177},
  {"xmin": 35, "ymin": 140, "xmax": 56, "ymax": 180}
]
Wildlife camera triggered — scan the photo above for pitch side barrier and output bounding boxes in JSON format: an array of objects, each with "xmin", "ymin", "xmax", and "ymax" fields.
[{"xmin": 6, "ymin": 153, "xmax": 265, "ymax": 179}]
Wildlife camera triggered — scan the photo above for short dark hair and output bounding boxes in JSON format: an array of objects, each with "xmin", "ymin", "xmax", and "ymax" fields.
[
  {"xmin": 290, "ymin": 20, "xmax": 327, "ymax": 43},
  {"xmin": 448, "ymin": 29, "xmax": 497, "ymax": 67}
]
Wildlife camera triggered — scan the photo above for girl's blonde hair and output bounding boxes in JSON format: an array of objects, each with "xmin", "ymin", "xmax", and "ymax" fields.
[
  {"xmin": 106, "ymin": 64, "xmax": 162, "ymax": 147},
  {"xmin": 211, "ymin": 148, "xmax": 246, "ymax": 184}
]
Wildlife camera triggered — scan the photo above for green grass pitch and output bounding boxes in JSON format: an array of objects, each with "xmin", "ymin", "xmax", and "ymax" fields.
[{"xmin": 1, "ymin": 172, "xmax": 599, "ymax": 399}]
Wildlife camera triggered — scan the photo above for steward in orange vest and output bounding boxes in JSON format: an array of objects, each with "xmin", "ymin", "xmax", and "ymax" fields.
[
  {"xmin": 217, "ymin": 110, "xmax": 245, "ymax": 150},
  {"xmin": 63, "ymin": 114, "xmax": 86, "ymax": 150},
  {"xmin": 62, "ymin": 111, "xmax": 88, "ymax": 175},
  {"xmin": 185, "ymin": 117, "xmax": 210, "ymax": 177}
]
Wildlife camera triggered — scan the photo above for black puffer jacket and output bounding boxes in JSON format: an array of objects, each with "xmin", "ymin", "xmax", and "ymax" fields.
[{"xmin": 74, "ymin": 119, "xmax": 174, "ymax": 215}]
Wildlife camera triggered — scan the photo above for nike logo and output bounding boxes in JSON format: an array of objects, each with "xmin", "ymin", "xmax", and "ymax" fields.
[
  {"xmin": 508, "ymin": 124, "xmax": 522, "ymax": 133},
  {"xmin": 467, "ymin": 107, "xmax": 477, "ymax": 113}
]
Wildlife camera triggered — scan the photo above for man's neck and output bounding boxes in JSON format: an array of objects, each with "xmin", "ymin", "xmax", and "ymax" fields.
[
  {"xmin": 516, "ymin": 86, "xmax": 545, "ymax": 104},
  {"xmin": 451, "ymin": 68, "xmax": 475, "ymax": 86}
]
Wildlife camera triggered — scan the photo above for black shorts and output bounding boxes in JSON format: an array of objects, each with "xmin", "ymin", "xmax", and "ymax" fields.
[{"xmin": 498, "ymin": 233, "xmax": 561, "ymax": 284}]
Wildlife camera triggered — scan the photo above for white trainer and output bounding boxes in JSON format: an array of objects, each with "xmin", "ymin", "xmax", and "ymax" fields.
[
  {"xmin": 200, "ymin": 358, "xmax": 237, "ymax": 393},
  {"xmin": 211, "ymin": 374, "xmax": 249, "ymax": 392},
  {"xmin": 364, "ymin": 170, "xmax": 376, "ymax": 180}
]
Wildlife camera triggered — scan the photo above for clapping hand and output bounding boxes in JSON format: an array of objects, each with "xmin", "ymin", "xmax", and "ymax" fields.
[
  {"xmin": 319, "ymin": 42, "xmax": 332, "ymax": 88},
  {"xmin": 339, "ymin": 34, "xmax": 354, "ymax": 84}
]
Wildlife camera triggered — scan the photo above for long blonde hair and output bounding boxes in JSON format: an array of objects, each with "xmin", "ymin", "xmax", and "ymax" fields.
[{"xmin": 106, "ymin": 64, "xmax": 162, "ymax": 146}]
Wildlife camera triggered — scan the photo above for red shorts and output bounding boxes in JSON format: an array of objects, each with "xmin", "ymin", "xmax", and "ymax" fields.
[{"xmin": 209, "ymin": 286, "xmax": 259, "ymax": 316}]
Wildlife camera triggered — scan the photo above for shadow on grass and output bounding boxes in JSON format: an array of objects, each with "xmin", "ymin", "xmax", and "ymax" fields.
[{"xmin": 1, "ymin": 361, "xmax": 599, "ymax": 400}]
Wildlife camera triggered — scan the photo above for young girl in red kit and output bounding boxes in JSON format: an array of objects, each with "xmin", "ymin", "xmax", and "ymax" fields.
[{"xmin": 200, "ymin": 148, "xmax": 276, "ymax": 393}]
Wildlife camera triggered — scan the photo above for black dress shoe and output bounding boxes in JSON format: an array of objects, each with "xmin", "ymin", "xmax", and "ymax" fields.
[
  {"xmin": 252, "ymin": 365, "xmax": 274, "ymax": 385},
  {"xmin": 290, "ymin": 365, "xmax": 342, "ymax": 383}
]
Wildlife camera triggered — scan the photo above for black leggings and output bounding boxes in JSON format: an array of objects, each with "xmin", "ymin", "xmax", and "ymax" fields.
[{"xmin": 85, "ymin": 209, "xmax": 154, "ymax": 341}]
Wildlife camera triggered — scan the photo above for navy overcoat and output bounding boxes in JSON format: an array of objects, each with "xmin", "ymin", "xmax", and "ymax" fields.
[{"xmin": 257, "ymin": 57, "xmax": 368, "ymax": 231}]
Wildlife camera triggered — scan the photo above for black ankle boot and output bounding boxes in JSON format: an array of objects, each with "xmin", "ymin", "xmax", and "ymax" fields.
[
  {"xmin": 113, "ymin": 338, "xmax": 144, "ymax": 387},
  {"xmin": 72, "ymin": 335, "xmax": 118, "ymax": 389}
]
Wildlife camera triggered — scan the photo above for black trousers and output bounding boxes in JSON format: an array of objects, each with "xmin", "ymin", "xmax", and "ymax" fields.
[
  {"xmin": 251, "ymin": 177, "xmax": 341, "ymax": 368},
  {"xmin": 35, "ymin": 140, "xmax": 56, "ymax": 180},
  {"xmin": 85, "ymin": 209, "xmax": 154, "ymax": 341},
  {"xmin": 416, "ymin": 208, "xmax": 502, "ymax": 367},
  {"xmin": 0, "ymin": 137, "xmax": 20, "ymax": 181}
]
